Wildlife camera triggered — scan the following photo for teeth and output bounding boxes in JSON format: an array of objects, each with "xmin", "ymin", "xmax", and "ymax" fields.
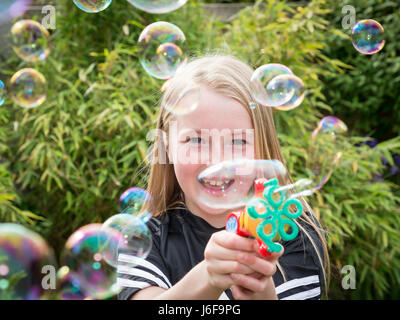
[{"xmin": 203, "ymin": 179, "xmax": 231, "ymax": 187}]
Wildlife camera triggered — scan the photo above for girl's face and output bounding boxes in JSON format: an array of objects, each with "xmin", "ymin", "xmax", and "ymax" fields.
[{"xmin": 167, "ymin": 86, "xmax": 256, "ymax": 227}]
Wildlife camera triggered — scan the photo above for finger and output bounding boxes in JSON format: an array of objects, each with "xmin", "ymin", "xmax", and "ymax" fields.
[
  {"xmin": 213, "ymin": 231, "xmax": 259, "ymax": 252},
  {"xmin": 230, "ymin": 285, "xmax": 253, "ymax": 300},
  {"xmin": 205, "ymin": 242, "xmax": 250, "ymax": 261},
  {"xmin": 230, "ymin": 273, "xmax": 268, "ymax": 293},
  {"xmin": 207, "ymin": 259, "xmax": 256, "ymax": 275},
  {"xmin": 237, "ymin": 252, "xmax": 277, "ymax": 277},
  {"xmin": 264, "ymin": 247, "xmax": 284, "ymax": 262}
]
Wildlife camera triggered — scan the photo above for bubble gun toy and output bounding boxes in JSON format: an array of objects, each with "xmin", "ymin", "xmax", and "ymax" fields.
[{"xmin": 225, "ymin": 177, "xmax": 303, "ymax": 257}]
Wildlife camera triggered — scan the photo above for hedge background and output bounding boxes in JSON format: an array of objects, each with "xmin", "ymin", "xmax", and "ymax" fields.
[{"xmin": 0, "ymin": 0, "xmax": 399, "ymax": 299}]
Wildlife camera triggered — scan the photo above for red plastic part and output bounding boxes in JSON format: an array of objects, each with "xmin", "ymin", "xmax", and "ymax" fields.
[
  {"xmin": 254, "ymin": 178, "xmax": 268, "ymax": 193},
  {"xmin": 257, "ymin": 239, "xmax": 272, "ymax": 257}
]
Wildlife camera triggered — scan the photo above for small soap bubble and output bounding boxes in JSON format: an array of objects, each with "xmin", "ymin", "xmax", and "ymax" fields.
[
  {"xmin": 250, "ymin": 64, "xmax": 294, "ymax": 107},
  {"xmin": 273, "ymin": 75, "xmax": 305, "ymax": 111},
  {"xmin": 119, "ymin": 187, "xmax": 153, "ymax": 222},
  {"xmin": 61, "ymin": 224, "xmax": 123, "ymax": 300},
  {"xmin": 11, "ymin": 19, "xmax": 50, "ymax": 62},
  {"xmin": 138, "ymin": 21, "xmax": 186, "ymax": 80},
  {"xmin": 73, "ymin": 0, "xmax": 112, "ymax": 13},
  {"xmin": 10, "ymin": 68, "xmax": 47, "ymax": 108},
  {"xmin": 309, "ymin": 116, "xmax": 348, "ymax": 190},
  {"xmin": 0, "ymin": 223, "xmax": 57, "ymax": 300},
  {"xmin": 0, "ymin": 80, "xmax": 6, "ymax": 106},
  {"xmin": 127, "ymin": 0, "xmax": 188, "ymax": 14},
  {"xmin": 352, "ymin": 19, "xmax": 385, "ymax": 55}
]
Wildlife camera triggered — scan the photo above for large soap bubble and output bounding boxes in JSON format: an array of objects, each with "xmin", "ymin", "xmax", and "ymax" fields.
[
  {"xmin": 11, "ymin": 19, "xmax": 50, "ymax": 62},
  {"xmin": 138, "ymin": 21, "xmax": 186, "ymax": 80},
  {"xmin": 0, "ymin": 223, "xmax": 57, "ymax": 300},
  {"xmin": 10, "ymin": 68, "xmax": 47, "ymax": 108},
  {"xmin": 352, "ymin": 19, "xmax": 385, "ymax": 55},
  {"xmin": 61, "ymin": 224, "xmax": 122, "ymax": 300},
  {"xmin": 127, "ymin": 0, "xmax": 188, "ymax": 14},
  {"xmin": 101, "ymin": 214, "xmax": 152, "ymax": 268},
  {"xmin": 308, "ymin": 116, "xmax": 348, "ymax": 191},
  {"xmin": 197, "ymin": 159, "xmax": 292, "ymax": 210}
]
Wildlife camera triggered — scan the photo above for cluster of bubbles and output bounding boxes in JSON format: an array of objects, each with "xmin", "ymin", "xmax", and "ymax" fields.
[
  {"xmin": 250, "ymin": 64, "xmax": 305, "ymax": 111},
  {"xmin": 0, "ymin": 18, "xmax": 50, "ymax": 109},
  {"xmin": 352, "ymin": 19, "xmax": 385, "ymax": 55},
  {"xmin": 0, "ymin": 187, "xmax": 153, "ymax": 300}
]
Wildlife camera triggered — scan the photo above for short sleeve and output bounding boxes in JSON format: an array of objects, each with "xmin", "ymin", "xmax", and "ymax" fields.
[
  {"xmin": 117, "ymin": 218, "xmax": 172, "ymax": 300},
  {"xmin": 274, "ymin": 211, "xmax": 326, "ymax": 300}
]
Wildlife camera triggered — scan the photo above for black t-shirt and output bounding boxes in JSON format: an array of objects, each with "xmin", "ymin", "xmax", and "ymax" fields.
[{"xmin": 117, "ymin": 205, "xmax": 325, "ymax": 300}]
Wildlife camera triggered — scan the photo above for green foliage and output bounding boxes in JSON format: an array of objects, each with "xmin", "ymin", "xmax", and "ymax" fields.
[
  {"xmin": 322, "ymin": 0, "xmax": 400, "ymax": 141},
  {"xmin": 0, "ymin": 0, "xmax": 398, "ymax": 300}
]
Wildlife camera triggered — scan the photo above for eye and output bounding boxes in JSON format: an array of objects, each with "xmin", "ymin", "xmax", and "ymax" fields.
[
  {"xmin": 187, "ymin": 137, "xmax": 203, "ymax": 144},
  {"xmin": 232, "ymin": 139, "xmax": 247, "ymax": 146}
]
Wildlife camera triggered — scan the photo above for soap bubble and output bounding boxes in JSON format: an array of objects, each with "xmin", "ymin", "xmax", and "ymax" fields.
[
  {"xmin": 197, "ymin": 159, "xmax": 291, "ymax": 210},
  {"xmin": 119, "ymin": 187, "xmax": 153, "ymax": 222},
  {"xmin": 138, "ymin": 21, "xmax": 186, "ymax": 80},
  {"xmin": 56, "ymin": 266, "xmax": 89, "ymax": 300},
  {"xmin": 73, "ymin": 0, "xmax": 112, "ymax": 13},
  {"xmin": 0, "ymin": 80, "xmax": 6, "ymax": 106},
  {"xmin": 101, "ymin": 214, "xmax": 152, "ymax": 268},
  {"xmin": 352, "ymin": 19, "xmax": 385, "ymax": 55},
  {"xmin": 308, "ymin": 116, "xmax": 348, "ymax": 191},
  {"xmin": 162, "ymin": 82, "xmax": 200, "ymax": 115},
  {"xmin": 0, "ymin": 223, "xmax": 57, "ymax": 300},
  {"xmin": 127, "ymin": 0, "xmax": 188, "ymax": 14},
  {"xmin": 61, "ymin": 224, "xmax": 122, "ymax": 300},
  {"xmin": 10, "ymin": 68, "xmax": 47, "ymax": 108},
  {"xmin": 0, "ymin": 1, "xmax": 32, "ymax": 25},
  {"xmin": 11, "ymin": 20, "xmax": 50, "ymax": 62},
  {"xmin": 273, "ymin": 75, "xmax": 305, "ymax": 111},
  {"xmin": 250, "ymin": 64, "xmax": 294, "ymax": 107}
]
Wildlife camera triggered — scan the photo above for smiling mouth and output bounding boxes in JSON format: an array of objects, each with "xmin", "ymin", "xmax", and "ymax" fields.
[{"xmin": 199, "ymin": 177, "xmax": 235, "ymax": 191}]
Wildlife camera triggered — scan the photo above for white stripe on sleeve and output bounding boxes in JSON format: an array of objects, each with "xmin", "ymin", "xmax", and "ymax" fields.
[
  {"xmin": 116, "ymin": 278, "xmax": 153, "ymax": 289},
  {"xmin": 118, "ymin": 253, "xmax": 172, "ymax": 288},
  {"xmin": 275, "ymin": 275, "xmax": 320, "ymax": 295},
  {"xmin": 280, "ymin": 287, "xmax": 321, "ymax": 300},
  {"xmin": 117, "ymin": 265, "xmax": 170, "ymax": 289},
  {"xmin": 218, "ymin": 292, "xmax": 230, "ymax": 300}
]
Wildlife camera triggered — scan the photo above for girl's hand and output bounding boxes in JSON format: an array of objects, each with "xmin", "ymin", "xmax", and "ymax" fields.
[
  {"xmin": 230, "ymin": 248, "xmax": 284, "ymax": 300},
  {"xmin": 203, "ymin": 230, "xmax": 263, "ymax": 291}
]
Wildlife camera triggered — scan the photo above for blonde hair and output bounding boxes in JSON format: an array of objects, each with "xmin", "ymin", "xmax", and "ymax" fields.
[{"xmin": 141, "ymin": 54, "xmax": 330, "ymax": 297}]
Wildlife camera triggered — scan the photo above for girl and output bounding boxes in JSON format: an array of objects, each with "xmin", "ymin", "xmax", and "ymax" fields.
[{"xmin": 117, "ymin": 55, "xmax": 329, "ymax": 300}]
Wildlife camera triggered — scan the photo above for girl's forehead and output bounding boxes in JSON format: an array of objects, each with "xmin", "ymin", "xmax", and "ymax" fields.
[{"xmin": 173, "ymin": 87, "xmax": 254, "ymax": 131}]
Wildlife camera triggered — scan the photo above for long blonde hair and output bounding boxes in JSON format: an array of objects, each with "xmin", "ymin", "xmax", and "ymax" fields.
[{"xmin": 141, "ymin": 54, "xmax": 330, "ymax": 297}]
